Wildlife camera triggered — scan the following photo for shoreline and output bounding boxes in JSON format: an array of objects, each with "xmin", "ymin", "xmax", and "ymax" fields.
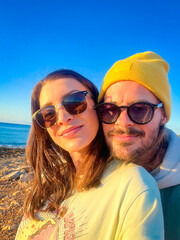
[
  {"xmin": 0, "ymin": 146, "xmax": 25, "ymax": 153},
  {"xmin": 0, "ymin": 145, "xmax": 26, "ymax": 149}
]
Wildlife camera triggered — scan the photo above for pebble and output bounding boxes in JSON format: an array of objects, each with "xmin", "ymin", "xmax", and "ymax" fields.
[
  {"xmin": 2, "ymin": 170, "xmax": 21, "ymax": 181},
  {"xmin": 0, "ymin": 147, "xmax": 30, "ymax": 240}
]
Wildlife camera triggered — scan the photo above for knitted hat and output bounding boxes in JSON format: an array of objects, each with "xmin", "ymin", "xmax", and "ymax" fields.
[{"xmin": 98, "ymin": 51, "xmax": 171, "ymax": 121}]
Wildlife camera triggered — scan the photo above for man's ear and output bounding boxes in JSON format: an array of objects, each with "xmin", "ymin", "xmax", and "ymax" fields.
[{"xmin": 161, "ymin": 110, "xmax": 167, "ymax": 125}]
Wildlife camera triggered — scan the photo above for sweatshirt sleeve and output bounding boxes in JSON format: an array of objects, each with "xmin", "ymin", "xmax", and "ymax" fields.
[
  {"xmin": 15, "ymin": 215, "xmax": 58, "ymax": 240},
  {"xmin": 119, "ymin": 188, "xmax": 164, "ymax": 240}
]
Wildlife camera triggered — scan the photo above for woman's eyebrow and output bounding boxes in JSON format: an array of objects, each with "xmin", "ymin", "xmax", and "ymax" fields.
[{"xmin": 40, "ymin": 89, "xmax": 80, "ymax": 108}]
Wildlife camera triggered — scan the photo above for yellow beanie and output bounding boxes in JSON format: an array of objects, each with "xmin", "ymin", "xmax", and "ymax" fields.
[{"xmin": 98, "ymin": 51, "xmax": 171, "ymax": 121}]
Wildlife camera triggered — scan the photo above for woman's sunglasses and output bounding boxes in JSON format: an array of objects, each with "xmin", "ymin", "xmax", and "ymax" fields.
[
  {"xmin": 32, "ymin": 91, "xmax": 92, "ymax": 129},
  {"xmin": 94, "ymin": 102, "xmax": 163, "ymax": 125}
]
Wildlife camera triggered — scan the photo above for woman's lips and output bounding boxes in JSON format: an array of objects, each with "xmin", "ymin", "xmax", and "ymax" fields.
[{"xmin": 59, "ymin": 125, "xmax": 83, "ymax": 137}]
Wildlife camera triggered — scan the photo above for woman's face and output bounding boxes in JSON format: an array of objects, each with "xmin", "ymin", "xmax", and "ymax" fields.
[{"xmin": 39, "ymin": 78, "xmax": 99, "ymax": 155}]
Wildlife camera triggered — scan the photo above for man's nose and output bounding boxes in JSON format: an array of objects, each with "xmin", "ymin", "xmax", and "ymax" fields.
[{"xmin": 115, "ymin": 108, "xmax": 134, "ymax": 127}]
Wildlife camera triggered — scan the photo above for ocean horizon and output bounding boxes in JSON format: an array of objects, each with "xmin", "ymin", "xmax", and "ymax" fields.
[{"xmin": 0, "ymin": 122, "xmax": 31, "ymax": 148}]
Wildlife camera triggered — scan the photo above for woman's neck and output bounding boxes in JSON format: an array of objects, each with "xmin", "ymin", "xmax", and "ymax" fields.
[{"xmin": 70, "ymin": 147, "xmax": 89, "ymax": 170}]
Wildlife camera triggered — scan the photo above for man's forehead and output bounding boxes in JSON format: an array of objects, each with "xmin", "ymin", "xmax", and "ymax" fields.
[{"xmin": 103, "ymin": 81, "xmax": 158, "ymax": 103}]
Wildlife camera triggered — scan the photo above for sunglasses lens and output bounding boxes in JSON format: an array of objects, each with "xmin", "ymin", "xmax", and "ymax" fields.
[
  {"xmin": 36, "ymin": 106, "xmax": 56, "ymax": 128},
  {"xmin": 63, "ymin": 92, "xmax": 87, "ymax": 115},
  {"xmin": 96, "ymin": 103, "xmax": 120, "ymax": 123},
  {"xmin": 34, "ymin": 91, "xmax": 88, "ymax": 129},
  {"xmin": 129, "ymin": 103, "xmax": 153, "ymax": 124}
]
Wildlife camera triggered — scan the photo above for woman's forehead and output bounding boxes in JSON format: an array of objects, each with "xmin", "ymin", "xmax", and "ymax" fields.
[{"xmin": 39, "ymin": 78, "xmax": 87, "ymax": 107}]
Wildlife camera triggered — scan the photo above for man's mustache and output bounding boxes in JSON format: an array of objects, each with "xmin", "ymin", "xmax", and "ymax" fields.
[{"xmin": 108, "ymin": 127, "xmax": 145, "ymax": 137}]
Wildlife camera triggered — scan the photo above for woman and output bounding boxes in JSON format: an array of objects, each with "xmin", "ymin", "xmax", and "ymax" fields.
[{"xmin": 15, "ymin": 69, "xmax": 164, "ymax": 240}]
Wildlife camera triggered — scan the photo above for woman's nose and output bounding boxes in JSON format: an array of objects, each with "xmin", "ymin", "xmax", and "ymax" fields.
[{"xmin": 56, "ymin": 106, "xmax": 73, "ymax": 125}]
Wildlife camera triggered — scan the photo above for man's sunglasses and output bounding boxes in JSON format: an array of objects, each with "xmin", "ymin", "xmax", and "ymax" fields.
[
  {"xmin": 32, "ymin": 91, "xmax": 92, "ymax": 129},
  {"xmin": 94, "ymin": 102, "xmax": 163, "ymax": 125}
]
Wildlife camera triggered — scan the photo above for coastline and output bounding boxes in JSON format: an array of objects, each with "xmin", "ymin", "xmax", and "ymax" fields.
[{"xmin": 0, "ymin": 147, "xmax": 31, "ymax": 240}]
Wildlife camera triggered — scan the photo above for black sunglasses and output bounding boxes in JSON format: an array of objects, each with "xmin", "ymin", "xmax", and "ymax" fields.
[
  {"xmin": 32, "ymin": 91, "xmax": 92, "ymax": 129},
  {"xmin": 94, "ymin": 102, "xmax": 163, "ymax": 125}
]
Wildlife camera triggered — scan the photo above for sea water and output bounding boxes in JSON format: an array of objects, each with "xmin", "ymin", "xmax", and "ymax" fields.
[{"xmin": 0, "ymin": 122, "xmax": 31, "ymax": 148}]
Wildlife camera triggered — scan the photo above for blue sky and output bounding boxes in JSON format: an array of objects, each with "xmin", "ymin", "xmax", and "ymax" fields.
[{"xmin": 0, "ymin": 0, "xmax": 180, "ymax": 134}]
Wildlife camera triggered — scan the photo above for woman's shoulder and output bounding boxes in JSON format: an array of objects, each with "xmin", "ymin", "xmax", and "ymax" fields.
[{"xmin": 104, "ymin": 159, "xmax": 159, "ymax": 193}]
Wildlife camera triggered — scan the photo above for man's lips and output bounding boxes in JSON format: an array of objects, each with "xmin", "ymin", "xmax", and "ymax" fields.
[
  {"xmin": 59, "ymin": 125, "xmax": 83, "ymax": 137},
  {"xmin": 112, "ymin": 134, "xmax": 139, "ymax": 141}
]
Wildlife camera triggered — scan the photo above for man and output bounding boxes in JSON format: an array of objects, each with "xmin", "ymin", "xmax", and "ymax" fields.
[{"xmin": 95, "ymin": 51, "xmax": 180, "ymax": 240}]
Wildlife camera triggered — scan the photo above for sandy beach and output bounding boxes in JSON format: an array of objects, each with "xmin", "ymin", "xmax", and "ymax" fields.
[{"xmin": 0, "ymin": 147, "xmax": 31, "ymax": 240}]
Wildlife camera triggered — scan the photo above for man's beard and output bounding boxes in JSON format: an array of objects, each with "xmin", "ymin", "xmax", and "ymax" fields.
[{"xmin": 107, "ymin": 125, "xmax": 165, "ymax": 168}]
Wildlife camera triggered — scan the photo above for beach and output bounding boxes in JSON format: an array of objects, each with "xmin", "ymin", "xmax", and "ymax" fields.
[{"xmin": 0, "ymin": 147, "xmax": 30, "ymax": 240}]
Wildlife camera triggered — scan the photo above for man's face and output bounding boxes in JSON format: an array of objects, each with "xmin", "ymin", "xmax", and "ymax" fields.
[{"xmin": 102, "ymin": 81, "xmax": 167, "ymax": 164}]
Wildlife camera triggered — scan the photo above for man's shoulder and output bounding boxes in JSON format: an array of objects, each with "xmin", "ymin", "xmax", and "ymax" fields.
[
  {"xmin": 160, "ymin": 184, "xmax": 180, "ymax": 240},
  {"xmin": 160, "ymin": 184, "xmax": 180, "ymax": 196},
  {"xmin": 160, "ymin": 184, "xmax": 180, "ymax": 208}
]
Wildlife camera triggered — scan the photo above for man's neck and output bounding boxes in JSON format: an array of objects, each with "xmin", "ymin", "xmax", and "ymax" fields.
[
  {"xmin": 142, "ymin": 135, "xmax": 168, "ymax": 172},
  {"xmin": 143, "ymin": 146, "xmax": 167, "ymax": 172}
]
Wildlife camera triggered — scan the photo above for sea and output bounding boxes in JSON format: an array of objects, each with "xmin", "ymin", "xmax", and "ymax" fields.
[{"xmin": 0, "ymin": 122, "xmax": 31, "ymax": 148}]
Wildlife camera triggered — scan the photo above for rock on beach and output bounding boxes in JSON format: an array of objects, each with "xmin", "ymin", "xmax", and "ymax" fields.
[{"xmin": 0, "ymin": 147, "xmax": 31, "ymax": 240}]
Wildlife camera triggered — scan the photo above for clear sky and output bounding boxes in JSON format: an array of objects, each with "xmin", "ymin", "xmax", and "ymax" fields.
[{"xmin": 0, "ymin": 0, "xmax": 180, "ymax": 134}]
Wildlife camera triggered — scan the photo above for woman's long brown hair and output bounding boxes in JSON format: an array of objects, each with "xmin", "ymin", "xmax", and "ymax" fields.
[{"xmin": 24, "ymin": 69, "xmax": 109, "ymax": 219}]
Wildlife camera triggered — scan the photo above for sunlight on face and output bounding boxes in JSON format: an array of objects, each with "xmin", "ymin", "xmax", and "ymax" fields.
[
  {"xmin": 39, "ymin": 78, "xmax": 99, "ymax": 157},
  {"xmin": 102, "ymin": 81, "xmax": 167, "ymax": 162}
]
